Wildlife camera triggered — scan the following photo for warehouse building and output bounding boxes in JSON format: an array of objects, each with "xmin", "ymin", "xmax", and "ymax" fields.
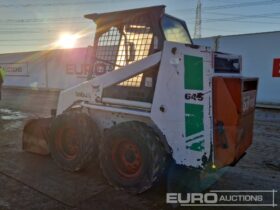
[{"xmin": 0, "ymin": 47, "xmax": 92, "ymax": 90}]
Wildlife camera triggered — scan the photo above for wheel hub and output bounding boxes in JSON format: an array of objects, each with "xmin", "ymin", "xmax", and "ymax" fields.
[
  {"xmin": 56, "ymin": 128, "xmax": 79, "ymax": 160},
  {"xmin": 112, "ymin": 140, "xmax": 142, "ymax": 178},
  {"xmin": 125, "ymin": 150, "xmax": 136, "ymax": 163}
]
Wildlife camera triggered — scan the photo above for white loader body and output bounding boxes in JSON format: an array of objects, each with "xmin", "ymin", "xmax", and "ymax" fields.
[
  {"xmin": 56, "ymin": 42, "xmax": 214, "ymax": 168},
  {"xmin": 22, "ymin": 6, "xmax": 257, "ymax": 194}
]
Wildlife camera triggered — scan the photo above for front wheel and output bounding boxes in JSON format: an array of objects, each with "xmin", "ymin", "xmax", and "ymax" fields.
[
  {"xmin": 99, "ymin": 121, "xmax": 168, "ymax": 194},
  {"xmin": 49, "ymin": 112, "xmax": 100, "ymax": 171}
]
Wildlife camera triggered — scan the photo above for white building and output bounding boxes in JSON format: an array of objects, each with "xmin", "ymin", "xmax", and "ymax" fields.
[
  {"xmin": 194, "ymin": 31, "xmax": 280, "ymax": 107},
  {"xmin": 0, "ymin": 48, "xmax": 91, "ymax": 90}
]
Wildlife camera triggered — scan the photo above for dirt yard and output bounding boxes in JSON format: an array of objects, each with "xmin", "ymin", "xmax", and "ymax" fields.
[{"xmin": 0, "ymin": 88, "xmax": 279, "ymax": 210}]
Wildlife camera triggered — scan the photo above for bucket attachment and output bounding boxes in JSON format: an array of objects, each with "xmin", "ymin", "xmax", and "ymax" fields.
[{"xmin": 22, "ymin": 118, "xmax": 52, "ymax": 155}]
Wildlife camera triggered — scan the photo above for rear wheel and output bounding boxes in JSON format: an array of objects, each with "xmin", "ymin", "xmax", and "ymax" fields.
[
  {"xmin": 99, "ymin": 121, "xmax": 167, "ymax": 194},
  {"xmin": 49, "ymin": 112, "xmax": 100, "ymax": 171}
]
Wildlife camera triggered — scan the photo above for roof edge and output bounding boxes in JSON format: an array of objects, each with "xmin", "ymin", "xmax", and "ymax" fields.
[
  {"xmin": 195, "ymin": 30, "xmax": 280, "ymax": 40},
  {"xmin": 84, "ymin": 5, "xmax": 165, "ymax": 21}
]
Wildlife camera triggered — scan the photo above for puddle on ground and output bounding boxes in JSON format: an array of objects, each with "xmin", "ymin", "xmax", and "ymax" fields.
[
  {"xmin": 3, "ymin": 121, "xmax": 23, "ymax": 131},
  {"xmin": 0, "ymin": 108, "xmax": 27, "ymax": 120}
]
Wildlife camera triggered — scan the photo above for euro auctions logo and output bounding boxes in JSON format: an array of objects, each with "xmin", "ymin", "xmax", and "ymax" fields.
[
  {"xmin": 167, "ymin": 192, "xmax": 218, "ymax": 205},
  {"xmin": 166, "ymin": 190, "xmax": 278, "ymax": 207}
]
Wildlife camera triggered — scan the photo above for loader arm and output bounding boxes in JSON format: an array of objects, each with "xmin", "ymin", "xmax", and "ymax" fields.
[{"xmin": 56, "ymin": 51, "xmax": 162, "ymax": 115}]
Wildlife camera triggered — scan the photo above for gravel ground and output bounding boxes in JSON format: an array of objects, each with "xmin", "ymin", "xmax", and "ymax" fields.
[{"xmin": 0, "ymin": 88, "xmax": 279, "ymax": 210}]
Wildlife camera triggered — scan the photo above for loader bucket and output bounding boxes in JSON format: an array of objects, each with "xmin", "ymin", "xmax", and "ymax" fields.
[{"xmin": 22, "ymin": 118, "xmax": 52, "ymax": 155}]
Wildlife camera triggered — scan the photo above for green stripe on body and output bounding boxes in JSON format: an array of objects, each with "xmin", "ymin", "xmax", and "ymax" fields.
[
  {"xmin": 184, "ymin": 55, "xmax": 203, "ymax": 90},
  {"xmin": 185, "ymin": 103, "xmax": 204, "ymax": 137}
]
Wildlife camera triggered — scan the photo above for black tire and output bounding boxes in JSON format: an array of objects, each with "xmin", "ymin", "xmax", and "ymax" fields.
[
  {"xmin": 99, "ymin": 121, "xmax": 167, "ymax": 194},
  {"xmin": 49, "ymin": 112, "xmax": 100, "ymax": 172}
]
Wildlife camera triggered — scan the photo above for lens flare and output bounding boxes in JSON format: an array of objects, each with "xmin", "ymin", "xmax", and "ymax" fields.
[{"xmin": 56, "ymin": 33, "xmax": 79, "ymax": 49}]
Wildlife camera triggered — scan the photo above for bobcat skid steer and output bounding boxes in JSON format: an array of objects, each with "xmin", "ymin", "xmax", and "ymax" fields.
[{"xmin": 22, "ymin": 5, "xmax": 258, "ymax": 193}]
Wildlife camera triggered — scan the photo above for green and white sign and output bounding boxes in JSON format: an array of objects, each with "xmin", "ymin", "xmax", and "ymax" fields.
[{"xmin": 184, "ymin": 55, "xmax": 208, "ymax": 156}]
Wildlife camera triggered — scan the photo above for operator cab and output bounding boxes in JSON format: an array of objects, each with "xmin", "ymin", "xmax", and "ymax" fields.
[{"xmin": 85, "ymin": 5, "xmax": 192, "ymax": 103}]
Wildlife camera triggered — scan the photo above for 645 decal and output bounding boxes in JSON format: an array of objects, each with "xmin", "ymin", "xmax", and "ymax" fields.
[{"xmin": 185, "ymin": 92, "xmax": 204, "ymax": 101}]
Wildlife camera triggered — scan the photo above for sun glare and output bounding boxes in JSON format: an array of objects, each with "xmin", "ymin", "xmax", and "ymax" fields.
[{"xmin": 56, "ymin": 33, "xmax": 78, "ymax": 49}]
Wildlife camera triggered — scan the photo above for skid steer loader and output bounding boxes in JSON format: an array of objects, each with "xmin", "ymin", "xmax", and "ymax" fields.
[{"xmin": 22, "ymin": 5, "xmax": 258, "ymax": 193}]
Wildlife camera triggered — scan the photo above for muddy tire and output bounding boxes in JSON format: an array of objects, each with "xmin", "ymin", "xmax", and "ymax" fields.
[
  {"xmin": 99, "ymin": 121, "xmax": 167, "ymax": 194},
  {"xmin": 49, "ymin": 112, "xmax": 100, "ymax": 172}
]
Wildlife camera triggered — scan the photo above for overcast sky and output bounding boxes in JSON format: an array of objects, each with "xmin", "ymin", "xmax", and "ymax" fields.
[{"xmin": 1, "ymin": 0, "xmax": 280, "ymax": 54}]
